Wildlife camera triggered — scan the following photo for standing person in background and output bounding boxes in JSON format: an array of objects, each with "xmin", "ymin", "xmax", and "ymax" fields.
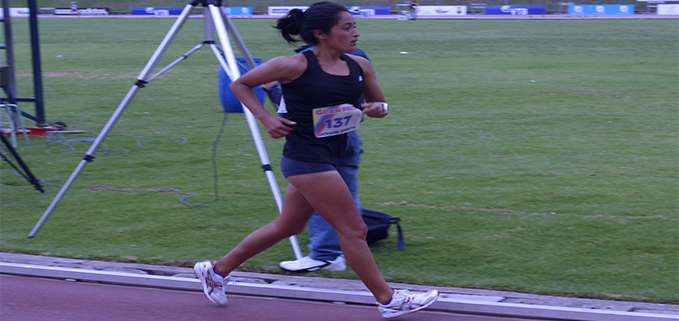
[
  {"xmin": 263, "ymin": 46, "xmax": 370, "ymax": 273},
  {"xmin": 193, "ymin": 2, "xmax": 438, "ymax": 318},
  {"xmin": 409, "ymin": 0, "xmax": 419, "ymax": 20}
]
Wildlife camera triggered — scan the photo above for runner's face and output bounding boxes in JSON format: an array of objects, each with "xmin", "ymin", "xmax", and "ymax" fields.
[{"xmin": 327, "ymin": 12, "xmax": 359, "ymax": 52}]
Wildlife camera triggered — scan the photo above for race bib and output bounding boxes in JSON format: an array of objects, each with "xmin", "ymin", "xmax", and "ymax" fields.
[{"xmin": 312, "ymin": 104, "xmax": 362, "ymax": 138}]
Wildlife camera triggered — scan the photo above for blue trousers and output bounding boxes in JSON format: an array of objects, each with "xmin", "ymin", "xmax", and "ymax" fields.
[{"xmin": 307, "ymin": 130, "xmax": 363, "ymax": 261}]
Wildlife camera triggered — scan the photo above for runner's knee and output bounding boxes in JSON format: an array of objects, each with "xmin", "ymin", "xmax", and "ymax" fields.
[
  {"xmin": 337, "ymin": 221, "xmax": 368, "ymax": 241},
  {"xmin": 270, "ymin": 218, "xmax": 306, "ymax": 238}
]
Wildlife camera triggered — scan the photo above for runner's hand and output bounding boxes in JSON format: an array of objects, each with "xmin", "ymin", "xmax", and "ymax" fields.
[
  {"xmin": 362, "ymin": 102, "xmax": 388, "ymax": 118},
  {"xmin": 261, "ymin": 115, "xmax": 296, "ymax": 139}
]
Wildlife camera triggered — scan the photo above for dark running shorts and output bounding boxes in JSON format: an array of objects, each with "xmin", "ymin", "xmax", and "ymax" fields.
[{"xmin": 280, "ymin": 156, "xmax": 336, "ymax": 178}]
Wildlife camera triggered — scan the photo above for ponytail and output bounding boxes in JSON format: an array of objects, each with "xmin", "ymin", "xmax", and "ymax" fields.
[
  {"xmin": 275, "ymin": 8, "xmax": 305, "ymax": 45},
  {"xmin": 274, "ymin": 2, "xmax": 349, "ymax": 46}
]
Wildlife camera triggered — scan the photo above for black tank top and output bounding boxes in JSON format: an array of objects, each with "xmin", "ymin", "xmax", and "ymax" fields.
[{"xmin": 281, "ymin": 51, "xmax": 364, "ymax": 166}]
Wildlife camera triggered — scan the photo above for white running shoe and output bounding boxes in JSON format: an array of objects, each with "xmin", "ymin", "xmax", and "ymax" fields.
[
  {"xmin": 193, "ymin": 260, "xmax": 230, "ymax": 306},
  {"xmin": 279, "ymin": 255, "xmax": 346, "ymax": 272},
  {"xmin": 377, "ymin": 289, "xmax": 440, "ymax": 319}
]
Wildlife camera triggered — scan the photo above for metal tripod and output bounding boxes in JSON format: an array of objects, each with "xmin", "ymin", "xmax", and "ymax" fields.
[{"xmin": 28, "ymin": 0, "xmax": 303, "ymax": 260}]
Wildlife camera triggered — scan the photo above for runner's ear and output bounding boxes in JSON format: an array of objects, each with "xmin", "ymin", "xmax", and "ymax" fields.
[{"xmin": 313, "ymin": 29, "xmax": 327, "ymax": 40}]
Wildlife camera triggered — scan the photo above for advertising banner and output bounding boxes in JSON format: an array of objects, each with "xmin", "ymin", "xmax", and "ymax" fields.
[
  {"xmin": 77, "ymin": 8, "xmax": 109, "ymax": 15},
  {"xmin": 53, "ymin": 8, "xmax": 110, "ymax": 15},
  {"xmin": 267, "ymin": 5, "xmax": 389, "ymax": 16},
  {"xmin": 267, "ymin": 6, "xmax": 309, "ymax": 16},
  {"xmin": 132, "ymin": 6, "xmax": 252, "ymax": 16},
  {"xmin": 347, "ymin": 6, "xmax": 391, "ymax": 15},
  {"xmin": 221, "ymin": 7, "xmax": 253, "ymax": 16},
  {"xmin": 657, "ymin": 4, "xmax": 679, "ymax": 15},
  {"xmin": 54, "ymin": 8, "xmax": 78, "ymax": 15},
  {"xmin": 568, "ymin": 4, "xmax": 635, "ymax": 15},
  {"xmin": 0, "ymin": 8, "xmax": 30, "ymax": 17},
  {"xmin": 485, "ymin": 5, "xmax": 546, "ymax": 15},
  {"xmin": 131, "ymin": 7, "xmax": 185, "ymax": 15},
  {"xmin": 416, "ymin": 6, "xmax": 467, "ymax": 16}
]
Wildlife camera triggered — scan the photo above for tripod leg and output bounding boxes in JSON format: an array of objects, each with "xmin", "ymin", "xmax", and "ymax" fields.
[
  {"xmin": 207, "ymin": 5, "xmax": 303, "ymax": 260},
  {"xmin": 223, "ymin": 14, "xmax": 258, "ymax": 71},
  {"xmin": 0, "ymin": 132, "xmax": 43, "ymax": 193},
  {"xmin": 28, "ymin": 5, "xmax": 198, "ymax": 238},
  {"xmin": 138, "ymin": 4, "xmax": 196, "ymax": 79}
]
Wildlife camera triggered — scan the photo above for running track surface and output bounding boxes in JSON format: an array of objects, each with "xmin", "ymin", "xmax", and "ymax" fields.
[{"xmin": 1, "ymin": 275, "xmax": 541, "ymax": 321}]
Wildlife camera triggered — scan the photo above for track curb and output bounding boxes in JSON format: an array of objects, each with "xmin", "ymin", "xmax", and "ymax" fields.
[{"xmin": 2, "ymin": 261, "xmax": 677, "ymax": 321}]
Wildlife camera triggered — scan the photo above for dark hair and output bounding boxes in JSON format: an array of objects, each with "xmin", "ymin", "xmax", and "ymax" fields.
[{"xmin": 275, "ymin": 2, "xmax": 350, "ymax": 45}]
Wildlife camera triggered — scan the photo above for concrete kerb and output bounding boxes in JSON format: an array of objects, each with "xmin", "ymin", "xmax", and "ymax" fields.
[{"xmin": 1, "ymin": 253, "xmax": 677, "ymax": 321}]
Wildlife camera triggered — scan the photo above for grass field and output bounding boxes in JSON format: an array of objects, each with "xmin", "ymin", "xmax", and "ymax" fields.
[{"xmin": 1, "ymin": 17, "xmax": 677, "ymax": 303}]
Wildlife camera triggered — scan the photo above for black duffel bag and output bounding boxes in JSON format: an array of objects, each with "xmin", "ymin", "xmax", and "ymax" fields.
[{"xmin": 362, "ymin": 208, "xmax": 404, "ymax": 250}]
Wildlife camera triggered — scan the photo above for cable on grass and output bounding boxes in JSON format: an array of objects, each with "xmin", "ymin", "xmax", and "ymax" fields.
[
  {"xmin": 32, "ymin": 131, "xmax": 188, "ymax": 156},
  {"xmin": 1, "ymin": 169, "xmax": 202, "ymax": 206},
  {"xmin": 1, "ymin": 113, "xmax": 229, "ymax": 207}
]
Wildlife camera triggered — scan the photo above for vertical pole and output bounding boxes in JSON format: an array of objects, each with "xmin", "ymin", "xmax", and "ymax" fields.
[
  {"xmin": 27, "ymin": 0, "xmax": 45, "ymax": 124},
  {"xmin": 2, "ymin": 0, "xmax": 17, "ymax": 103}
]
